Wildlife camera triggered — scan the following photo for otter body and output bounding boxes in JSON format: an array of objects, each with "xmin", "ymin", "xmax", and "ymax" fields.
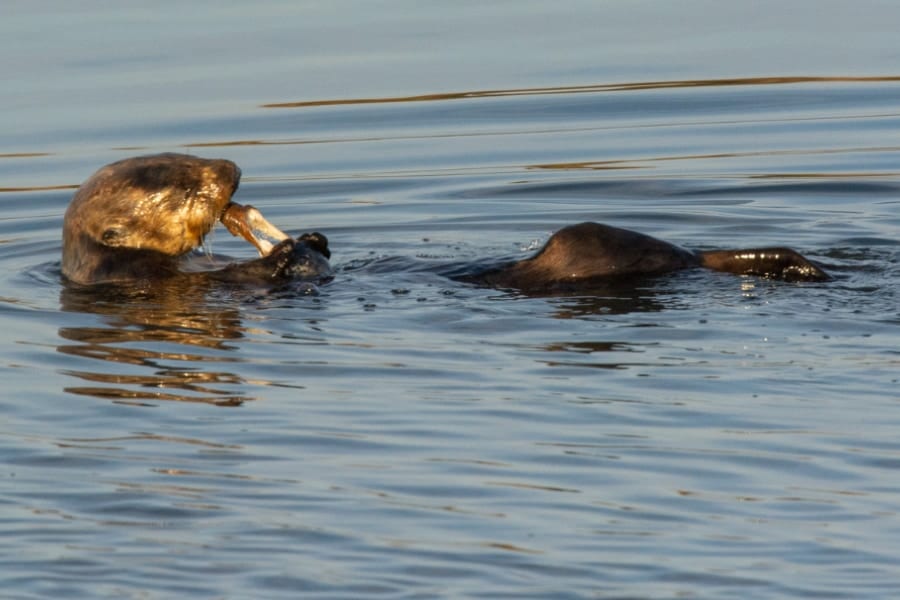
[
  {"xmin": 61, "ymin": 154, "xmax": 332, "ymax": 285},
  {"xmin": 464, "ymin": 222, "xmax": 829, "ymax": 291},
  {"xmin": 61, "ymin": 154, "xmax": 829, "ymax": 291}
]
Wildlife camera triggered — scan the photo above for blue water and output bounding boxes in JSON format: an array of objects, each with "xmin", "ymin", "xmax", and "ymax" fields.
[{"xmin": 2, "ymin": 2, "xmax": 900, "ymax": 598}]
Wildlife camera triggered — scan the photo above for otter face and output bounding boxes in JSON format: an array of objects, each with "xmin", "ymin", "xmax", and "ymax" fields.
[
  {"xmin": 61, "ymin": 153, "xmax": 245, "ymax": 284},
  {"xmin": 63, "ymin": 153, "xmax": 240, "ymax": 259}
]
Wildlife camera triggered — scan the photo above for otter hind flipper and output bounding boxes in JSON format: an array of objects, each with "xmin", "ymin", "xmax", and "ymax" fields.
[{"xmin": 698, "ymin": 248, "xmax": 830, "ymax": 282}]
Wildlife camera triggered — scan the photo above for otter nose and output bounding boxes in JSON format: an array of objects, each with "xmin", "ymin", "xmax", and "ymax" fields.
[
  {"xmin": 228, "ymin": 163, "xmax": 242, "ymax": 195},
  {"xmin": 210, "ymin": 159, "xmax": 241, "ymax": 195}
]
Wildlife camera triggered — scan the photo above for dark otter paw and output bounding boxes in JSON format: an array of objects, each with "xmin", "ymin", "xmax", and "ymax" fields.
[
  {"xmin": 296, "ymin": 232, "xmax": 330, "ymax": 259},
  {"xmin": 261, "ymin": 236, "xmax": 333, "ymax": 282},
  {"xmin": 213, "ymin": 235, "xmax": 333, "ymax": 284}
]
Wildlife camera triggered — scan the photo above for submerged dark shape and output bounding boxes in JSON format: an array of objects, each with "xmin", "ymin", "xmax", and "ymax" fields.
[
  {"xmin": 459, "ymin": 222, "xmax": 829, "ymax": 292},
  {"xmin": 61, "ymin": 153, "xmax": 332, "ymax": 286}
]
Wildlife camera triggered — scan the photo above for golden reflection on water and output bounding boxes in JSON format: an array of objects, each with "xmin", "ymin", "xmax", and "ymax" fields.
[
  {"xmin": 0, "ymin": 152, "xmax": 52, "ymax": 159},
  {"xmin": 57, "ymin": 278, "xmax": 258, "ymax": 406},
  {"xmin": 2, "ymin": 75, "xmax": 892, "ymax": 177},
  {"xmin": 261, "ymin": 75, "xmax": 900, "ymax": 109},
  {"xmin": 531, "ymin": 146, "xmax": 900, "ymax": 174},
  {"xmin": 63, "ymin": 432, "xmax": 242, "ymax": 449},
  {"xmin": 0, "ymin": 184, "xmax": 77, "ymax": 193}
]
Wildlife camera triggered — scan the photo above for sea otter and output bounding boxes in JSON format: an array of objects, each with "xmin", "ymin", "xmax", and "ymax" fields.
[
  {"xmin": 461, "ymin": 221, "xmax": 829, "ymax": 291},
  {"xmin": 61, "ymin": 153, "xmax": 829, "ymax": 290},
  {"xmin": 61, "ymin": 153, "xmax": 332, "ymax": 285}
]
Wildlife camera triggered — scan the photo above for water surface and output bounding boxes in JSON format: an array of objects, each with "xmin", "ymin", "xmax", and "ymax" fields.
[{"xmin": 2, "ymin": 2, "xmax": 900, "ymax": 598}]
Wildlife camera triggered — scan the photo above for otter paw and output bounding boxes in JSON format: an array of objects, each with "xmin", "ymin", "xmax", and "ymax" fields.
[
  {"xmin": 296, "ymin": 232, "xmax": 330, "ymax": 259},
  {"xmin": 263, "ymin": 236, "xmax": 334, "ymax": 282},
  {"xmin": 213, "ymin": 235, "xmax": 333, "ymax": 284}
]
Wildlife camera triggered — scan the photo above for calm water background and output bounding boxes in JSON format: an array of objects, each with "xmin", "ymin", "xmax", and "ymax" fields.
[{"xmin": 2, "ymin": 2, "xmax": 900, "ymax": 598}]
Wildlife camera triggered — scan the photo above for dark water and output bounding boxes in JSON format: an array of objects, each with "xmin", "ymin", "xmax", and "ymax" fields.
[{"xmin": 2, "ymin": 2, "xmax": 900, "ymax": 598}]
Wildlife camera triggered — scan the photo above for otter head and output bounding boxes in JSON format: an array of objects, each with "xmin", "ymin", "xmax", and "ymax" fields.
[{"xmin": 62, "ymin": 153, "xmax": 241, "ymax": 284}]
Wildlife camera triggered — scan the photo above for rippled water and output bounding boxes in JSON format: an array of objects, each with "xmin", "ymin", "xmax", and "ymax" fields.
[{"xmin": 2, "ymin": 2, "xmax": 900, "ymax": 598}]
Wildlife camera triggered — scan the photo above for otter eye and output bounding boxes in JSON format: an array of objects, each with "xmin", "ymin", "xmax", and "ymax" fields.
[{"xmin": 101, "ymin": 228, "xmax": 121, "ymax": 244}]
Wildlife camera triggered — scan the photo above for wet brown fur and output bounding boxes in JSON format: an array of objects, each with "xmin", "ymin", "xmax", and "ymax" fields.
[
  {"xmin": 468, "ymin": 222, "xmax": 829, "ymax": 291},
  {"xmin": 61, "ymin": 155, "xmax": 828, "ymax": 290},
  {"xmin": 62, "ymin": 154, "xmax": 241, "ymax": 284}
]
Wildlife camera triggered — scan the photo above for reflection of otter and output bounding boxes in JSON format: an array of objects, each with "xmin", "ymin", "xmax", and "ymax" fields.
[
  {"xmin": 461, "ymin": 222, "xmax": 829, "ymax": 292},
  {"xmin": 57, "ymin": 277, "xmax": 275, "ymax": 406},
  {"xmin": 61, "ymin": 153, "xmax": 332, "ymax": 286}
]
